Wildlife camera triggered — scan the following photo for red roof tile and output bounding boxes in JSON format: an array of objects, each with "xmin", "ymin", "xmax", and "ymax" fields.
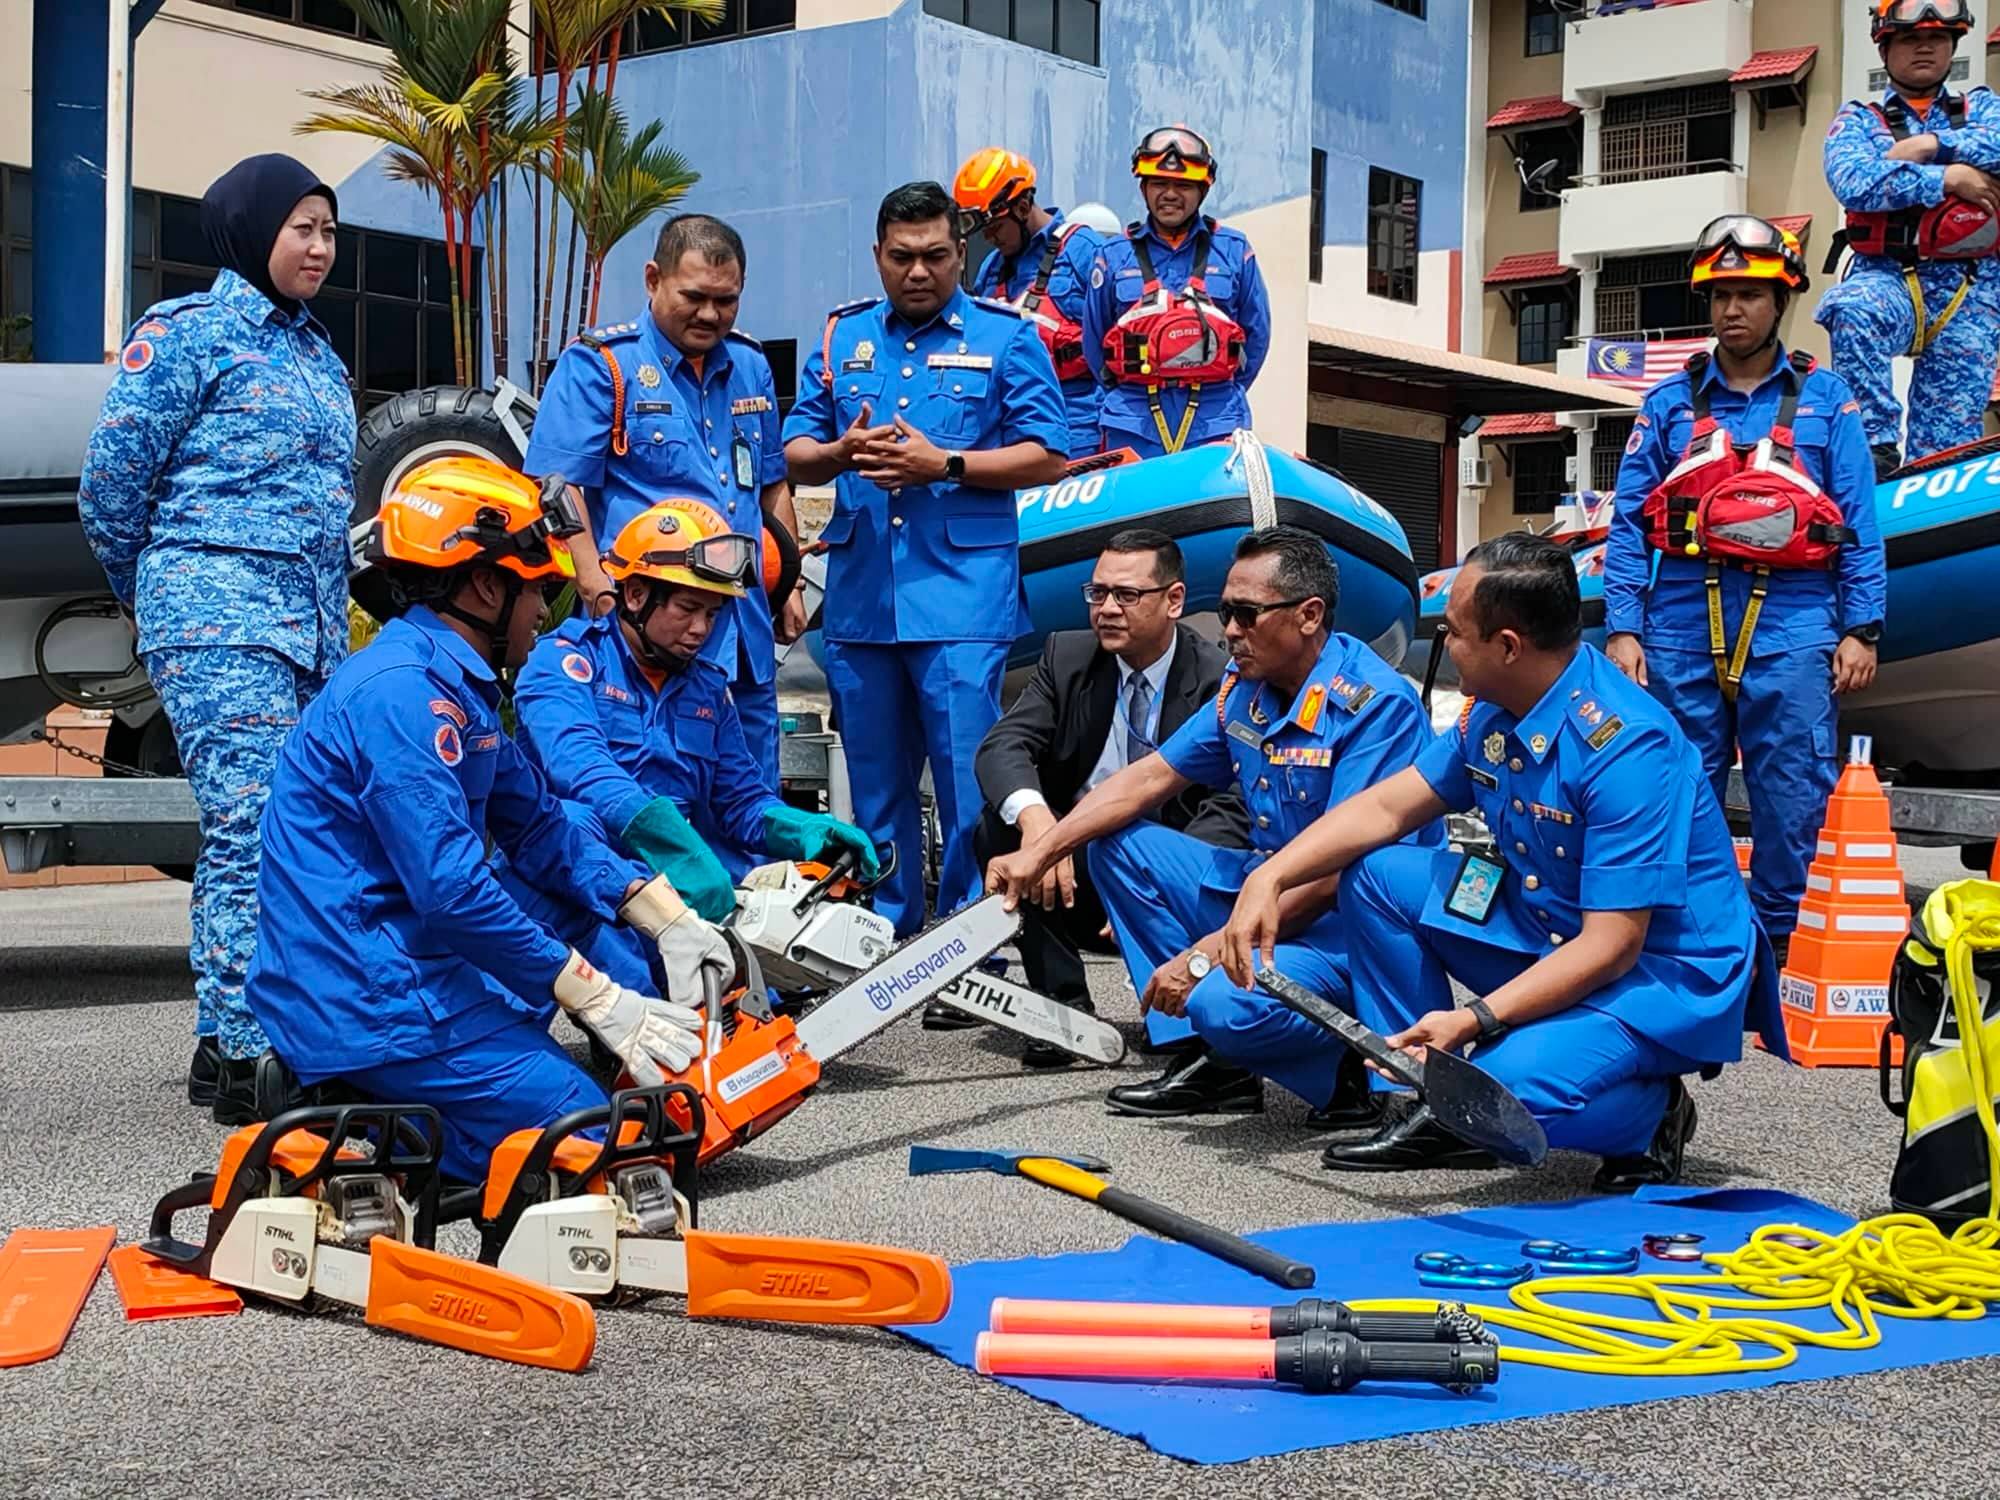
[
  {"xmin": 1485, "ymin": 250, "xmax": 1574, "ymax": 286},
  {"xmin": 1486, "ymin": 96, "xmax": 1580, "ymax": 131},
  {"xmin": 1730, "ymin": 46, "xmax": 1818, "ymax": 85},
  {"xmin": 1479, "ymin": 412, "xmax": 1560, "ymax": 439}
]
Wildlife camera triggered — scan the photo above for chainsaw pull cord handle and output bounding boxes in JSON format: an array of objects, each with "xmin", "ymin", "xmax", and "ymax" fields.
[{"xmin": 792, "ymin": 846, "xmax": 859, "ymax": 916}]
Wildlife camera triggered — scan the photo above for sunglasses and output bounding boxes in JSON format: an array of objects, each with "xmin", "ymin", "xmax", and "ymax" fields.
[
  {"xmin": 1082, "ymin": 582, "xmax": 1172, "ymax": 607},
  {"xmin": 1216, "ymin": 597, "xmax": 1307, "ymax": 629}
]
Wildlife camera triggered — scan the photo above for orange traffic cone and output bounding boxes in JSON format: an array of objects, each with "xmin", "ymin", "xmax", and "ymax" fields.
[{"xmin": 1769, "ymin": 736, "xmax": 1908, "ymax": 1068}]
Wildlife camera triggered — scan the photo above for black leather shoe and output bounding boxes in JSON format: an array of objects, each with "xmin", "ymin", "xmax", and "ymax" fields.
[
  {"xmin": 212, "ymin": 1049, "xmax": 308, "ymax": 1127},
  {"xmin": 1320, "ymin": 1102, "xmax": 1499, "ymax": 1172},
  {"xmin": 1304, "ymin": 1052, "xmax": 1387, "ymax": 1131},
  {"xmin": 1021, "ymin": 997, "xmax": 1096, "ymax": 1070},
  {"xmin": 1104, "ymin": 1049, "xmax": 1263, "ymax": 1117},
  {"xmin": 1593, "ymin": 1078, "xmax": 1697, "ymax": 1193},
  {"xmin": 921, "ymin": 998, "xmax": 986, "ymax": 1030},
  {"xmin": 187, "ymin": 1036, "xmax": 222, "ymax": 1106}
]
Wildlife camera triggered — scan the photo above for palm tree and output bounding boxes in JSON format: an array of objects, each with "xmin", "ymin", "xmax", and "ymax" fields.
[{"xmin": 552, "ymin": 91, "xmax": 699, "ymax": 329}]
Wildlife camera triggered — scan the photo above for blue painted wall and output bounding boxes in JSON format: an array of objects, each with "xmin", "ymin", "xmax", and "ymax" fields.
[{"xmin": 1312, "ymin": 0, "xmax": 1468, "ymax": 252}]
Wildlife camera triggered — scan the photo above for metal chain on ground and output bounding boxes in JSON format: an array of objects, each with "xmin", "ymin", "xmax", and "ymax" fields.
[{"xmin": 30, "ymin": 727, "xmax": 160, "ymax": 779}]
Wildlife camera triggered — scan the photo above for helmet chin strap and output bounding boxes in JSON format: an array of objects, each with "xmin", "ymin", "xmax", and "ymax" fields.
[
  {"xmin": 618, "ymin": 582, "xmax": 695, "ymax": 675},
  {"xmin": 435, "ymin": 569, "xmax": 524, "ymax": 671}
]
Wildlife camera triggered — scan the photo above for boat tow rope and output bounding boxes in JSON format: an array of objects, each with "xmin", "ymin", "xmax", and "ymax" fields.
[
  {"xmin": 1227, "ymin": 428, "xmax": 1278, "ymax": 530},
  {"xmin": 1350, "ymin": 886, "xmax": 2000, "ymax": 1379}
]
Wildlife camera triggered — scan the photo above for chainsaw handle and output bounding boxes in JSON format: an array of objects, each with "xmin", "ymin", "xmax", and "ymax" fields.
[
  {"xmin": 143, "ymin": 1176, "xmax": 220, "ymax": 1270},
  {"xmin": 790, "ymin": 841, "xmax": 898, "ymax": 916}
]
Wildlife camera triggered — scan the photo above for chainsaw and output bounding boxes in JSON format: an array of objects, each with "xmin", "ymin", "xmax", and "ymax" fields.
[
  {"xmin": 142, "ymin": 1103, "xmax": 596, "ymax": 1370},
  {"xmin": 461, "ymin": 1083, "xmax": 950, "ymax": 1324}
]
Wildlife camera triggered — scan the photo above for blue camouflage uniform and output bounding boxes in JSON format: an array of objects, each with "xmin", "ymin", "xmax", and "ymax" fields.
[
  {"xmin": 243, "ymin": 606, "xmax": 651, "ymax": 1183},
  {"xmin": 1088, "ymin": 631, "xmax": 1441, "ymax": 1097},
  {"xmin": 77, "ymin": 267, "xmax": 356, "ymax": 1060},
  {"xmin": 972, "ymin": 208, "xmax": 1104, "ymax": 456},
  {"xmin": 525, "ymin": 318, "xmax": 788, "ymax": 787},
  {"xmin": 1817, "ymin": 85, "xmax": 2000, "ymax": 461},
  {"xmin": 783, "ymin": 287, "xmax": 1068, "ymax": 935},
  {"xmin": 1609, "ymin": 348, "xmax": 1887, "ymax": 940},
  {"xmin": 496, "ymin": 612, "xmax": 782, "ymax": 986},
  {"xmin": 1081, "ymin": 216, "xmax": 1270, "ymax": 458},
  {"xmin": 1342, "ymin": 644, "xmax": 1786, "ymax": 1156}
]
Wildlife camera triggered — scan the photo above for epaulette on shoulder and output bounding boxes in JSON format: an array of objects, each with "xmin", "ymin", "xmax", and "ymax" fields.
[
  {"xmin": 1568, "ymin": 692, "xmax": 1626, "ymax": 752},
  {"xmin": 574, "ymin": 321, "xmax": 640, "ymax": 350},
  {"xmin": 725, "ymin": 327, "xmax": 763, "ymax": 350},
  {"xmin": 827, "ymin": 297, "xmax": 881, "ymax": 319},
  {"xmin": 970, "ymin": 295, "xmax": 1027, "ymax": 318}
]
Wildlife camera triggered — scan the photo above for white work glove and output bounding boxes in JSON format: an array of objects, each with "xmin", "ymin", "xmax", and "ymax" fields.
[
  {"xmin": 620, "ymin": 875, "xmax": 739, "ymax": 1009},
  {"xmin": 551, "ymin": 949, "xmax": 703, "ymax": 1085}
]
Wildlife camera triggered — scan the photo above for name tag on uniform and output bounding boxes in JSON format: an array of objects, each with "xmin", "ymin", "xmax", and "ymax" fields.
[
  {"xmin": 1225, "ymin": 720, "xmax": 1262, "ymax": 747},
  {"xmin": 1444, "ymin": 851, "xmax": 1506, "ymax": 924},
  {"xmin": 635, "ymin": 400, "xmax": 674, "ymax": 414},
  {"xmin": 731, "ymin": 395, "xmax": 772, "ymax": 415},
  {"xmin": 1467, "ymin": 766, "xmax": 1499, "ymax": 789},
  {"xmin": 927, "ymin": 353, "xmax": 994, "ymax": 370},
  {"xmin": 840, "ymin": 357, "xmax": 874, "ymax": 372}
]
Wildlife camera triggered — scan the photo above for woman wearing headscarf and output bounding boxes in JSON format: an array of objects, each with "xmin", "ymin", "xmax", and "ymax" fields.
[{"xmin": 79, "ymin": 154, "xmax": 355, "ymax": 1123}]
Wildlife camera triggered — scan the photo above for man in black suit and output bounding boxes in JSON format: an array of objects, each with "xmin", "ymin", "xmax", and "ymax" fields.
[{"xmin": 940, "ymin": 529, "xmax": 1248, "ymax": 1066}]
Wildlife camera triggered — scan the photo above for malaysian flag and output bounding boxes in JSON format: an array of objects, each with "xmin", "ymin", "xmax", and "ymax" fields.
[{"xmin": 1585, "ymin": 337, "xmax": 1713, "ymax": 391}]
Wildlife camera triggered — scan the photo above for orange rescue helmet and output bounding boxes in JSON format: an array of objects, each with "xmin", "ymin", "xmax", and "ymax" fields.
[
  {"xmin": 1689, "ymin": 214, "xmax": 1810, "ymax": 293},
  {"xmin": 1132, "ymin": 125, "xmax": 1217, "ymax": 186},
  {"xmin": 363, "ymin": 455, "xmax": 577, "ymax": 584},
  {"xmin": 953, "ymin": 148, "xmax": 1038, "ymax": 235},
  {"xmin": 602, "ymin": 499, "xmax": 754, "ymax": 599},
  {"xmin": 1871, "ymin": 0, "xmax": 1974, "ymax": 43}
]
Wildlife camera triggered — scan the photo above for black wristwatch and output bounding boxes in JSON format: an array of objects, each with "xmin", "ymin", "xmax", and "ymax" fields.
[
  {"xmin": 944, "ymin": 450, "xmax": 967, "ymax": 483},
  {"xmin": 1843, "ymin": 621, "xmax": 1883, "ymax": 646},
  {"xmin": 1467, "ymin": 997, "xmax": 1506, "ymax": 1040}
]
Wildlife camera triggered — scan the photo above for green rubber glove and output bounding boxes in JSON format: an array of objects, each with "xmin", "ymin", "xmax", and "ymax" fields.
[
  {"xmin": 763, "ymin": 803, "xmax": 882, "ymax": 879},
  {"xmin": 620, "ymin": 797, "xmax": 737, "ymax": 922}
]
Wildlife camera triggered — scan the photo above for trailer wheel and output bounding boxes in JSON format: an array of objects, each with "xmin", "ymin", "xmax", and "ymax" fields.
[
  {"xmin": 103, "ymin": 712, "xmax": 194, "ymax": 882},
  {"xmin": 350, "ymin": 386, "xmax": 532, "ymax": 622}
]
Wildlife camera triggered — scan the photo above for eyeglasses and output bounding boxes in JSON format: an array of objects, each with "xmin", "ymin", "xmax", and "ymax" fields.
[
  {"xmin": 1082, "ymin": 582, "xmax": 1172, "ymax": 608},
  {"xmin": 1216, "ymin": 597, "xmax": 1308, "ymax": 629}
]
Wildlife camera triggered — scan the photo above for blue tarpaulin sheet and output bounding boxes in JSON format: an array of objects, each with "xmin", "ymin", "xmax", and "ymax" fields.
[{"xmin": 896, "ymin": 1186, "xmax": 2000, "ymax": 1463}]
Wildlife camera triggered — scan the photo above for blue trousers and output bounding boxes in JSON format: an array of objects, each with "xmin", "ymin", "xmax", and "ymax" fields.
[
  {"xmin": 1343, "ymin": 845, "xmax": 1684, "ymax": 1158},
  {"xmin": 147, "ymin": 644, "xmax": 323, "ymax": 1059},
  {"xmin": 823, "ymin": 638, "xmax": 1005, "ymax": 936},
  {"xmin": 1089, "ymin": 823, "xmax": 1351, "ymax": 1105},
  {"xmin": 1816, "ymin": 260, "xmax": 2000, "ymax": 459},
  {"xmin": 1645, "ymin": 643, "xmax": 1837, "ymax": 939},
  {"xmin": 341, "ymin": 1010, "xmax": 606, "ymax": 1183}
]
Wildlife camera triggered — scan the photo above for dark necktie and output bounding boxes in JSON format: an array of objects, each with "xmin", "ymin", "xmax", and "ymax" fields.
[{"xmin": 1124, "ymin": 672, "xmax": 1155, "ymax": 763}]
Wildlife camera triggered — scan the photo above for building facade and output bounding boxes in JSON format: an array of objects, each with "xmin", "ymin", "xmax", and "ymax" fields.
[{"xmin": 1460, "ymin": 0, "xmax": 1994, "ymax": 541}]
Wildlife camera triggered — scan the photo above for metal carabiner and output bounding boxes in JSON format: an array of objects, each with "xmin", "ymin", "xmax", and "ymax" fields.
[{"xmin": 1520, "ymin": 1239, "xmax": 1640, "ymax": 1274}]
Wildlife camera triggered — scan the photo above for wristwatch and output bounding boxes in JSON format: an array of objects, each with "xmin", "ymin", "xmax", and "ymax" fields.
[
  {"xmin": 944, "ymin": 450, "xmax": 967, "ymax": 482},
  {"xmin": 1186, "ymin": 950, "xmax": 1213, "ymax": 980},
  {"xmin": 1843, "ymin": 621, "xmax": 1883, "ymax": 646},
  {"xmin": 1467, "ymin": 997, "xmax": 1506, "ymax": 1040}
]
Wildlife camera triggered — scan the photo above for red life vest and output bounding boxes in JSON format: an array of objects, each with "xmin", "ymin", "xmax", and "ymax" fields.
[
  {"xmin": 1002, "ymin": 220, "xmax": 1091, "ymax": 383},
  {"xmin": 1100, "ymin": 225, "xmax": 1247, "ymax": 389},
  {"xmin": 1641, "ymin": 352, "xmax": 1856, "ymax": 572},
  {"xmin": 1838, "ymin": 96, "xmax": 2000, "ymax": 266}
]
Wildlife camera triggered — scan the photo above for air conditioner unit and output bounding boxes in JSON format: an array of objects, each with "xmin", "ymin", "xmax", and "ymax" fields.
[
  {"xmin": 1564, "ymin": 455, "xmax": 1579, "ymax": 484},
  {"xmin": 1459, "ymin": 455, "xmax": 1492, "ymax": 490}
]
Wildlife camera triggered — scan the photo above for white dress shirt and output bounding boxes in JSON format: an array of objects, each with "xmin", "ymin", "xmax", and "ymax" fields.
[{"xmin": 1000, "ymin": 634, "xmax": 1178, "ymax": 825}]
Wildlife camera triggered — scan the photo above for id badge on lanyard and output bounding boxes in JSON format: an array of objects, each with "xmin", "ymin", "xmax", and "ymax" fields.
[
  {"xmin": 732, "ymin": 432, "xmax": 755, "ymax": 491},
  {"xmin": 1445, "ymin": 851, "xmax": 1506, "ymax": 924}
]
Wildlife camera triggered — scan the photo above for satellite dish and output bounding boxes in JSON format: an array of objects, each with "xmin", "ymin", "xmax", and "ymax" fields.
[{"xmin": 1520, "ymin": 158, "xmax": 1563, "ymax": 197}]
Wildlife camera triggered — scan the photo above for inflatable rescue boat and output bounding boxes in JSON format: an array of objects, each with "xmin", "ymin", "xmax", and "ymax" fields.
[{"xmin": 1408, "ymin": 447, "xmax": 2000, "ymax": 776}]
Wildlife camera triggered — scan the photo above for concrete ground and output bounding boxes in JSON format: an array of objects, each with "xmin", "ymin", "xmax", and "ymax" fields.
[{"xmin": 2, "ymin": 854, "xmax": 1995, "ymax": 1500}]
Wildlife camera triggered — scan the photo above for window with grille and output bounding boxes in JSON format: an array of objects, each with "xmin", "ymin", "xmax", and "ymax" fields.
[
  {"xmin": 1367, "ymin": 168, "xmax": 1421, "ymax": 304},
  {"xmin": 1517, "ymin": 287, "xmax": 1574, "ymax": 365},
  {"xmin": 1599, "ymin": 83, "xmax": 1733, "ymax": 184},
  {"xmin": 1525, "ymin": 0, "xmax": 1564, "ymax": 56},
  {"xmin": 924, "ymin": 0, "xmax": 1100, "ymax": 64},
  {"xmin": 1512, "ymin": 441, "xmax": 1571, "ymax": 515},
  {"xmin": 1595, "ymin": 253, "xmax": 1705, "ymax": 339},
  {"xmin": 1375, "ymin": 0, "xmax": 1427, "ymax": 16},
  {"xmin": 1310, "ymin": 148, "xmax": 1327, "ymax": 283},
  {"xmin": 1593, "ymin": 416, "xmax": 1636, "ymax": 493},
  {"xmin": 194, "ymin": 0, "xmax": 381, "ymax": 40},
  {"xmin": 623, "ymin": 1, "xmax": 797, "ymax": 53},
  {"xmin": 1, "ymin": 165, "xmax": 29, "ymax": 360}
]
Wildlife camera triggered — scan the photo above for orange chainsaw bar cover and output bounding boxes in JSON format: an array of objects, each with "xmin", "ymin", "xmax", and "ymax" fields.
[
  {"xmin": 0, "ymin": 1226, "xmax": 116, "ymax": 1366},
  {"xmin": 106, "ymin": 1244, "xmax": 243, "ymax": 1321},
  {"xmin": 363, "ymin": 1237, "xmax": 596, "ymax": 1372},
  {"xmin": 683, "ymin": 1229, "xmax": 951, "ymax": 1325}
]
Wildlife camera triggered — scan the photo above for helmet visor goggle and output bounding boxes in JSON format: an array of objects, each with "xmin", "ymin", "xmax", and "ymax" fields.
[
  {"xmin": 1877, "ymin": 0, "xmax": 1972, "ymax": 28},
  {"xmin": 1133, "ymin": 130, "xmax": 1215, "ymax": 183},
  {"xmin": 630, "ymin": 533, "xmax": 757, "ymax": 590},
  {"xmin": 1694, "ymin": 214, "xmax": 1788, "ymax": 260}
]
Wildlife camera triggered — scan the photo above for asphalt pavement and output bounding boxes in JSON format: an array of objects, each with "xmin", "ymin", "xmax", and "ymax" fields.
[{"xmin": 2, "ymin": 857, "xmax": 1996, "ymax": 1499}]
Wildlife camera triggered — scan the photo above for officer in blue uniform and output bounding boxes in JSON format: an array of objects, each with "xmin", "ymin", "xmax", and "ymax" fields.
[
  {"xmin": 1081, "ymin": 126, "xmax": 1271, "ymax": 458},
  {"xmin": 784, "ymin": 181, "xmax": 1068, "ymax": 935},
  {"xmin": 77, "ymin": 154, "xmax": 354, "ymax": 1122},
  {"xmin": 1223, "ymin": 534, "xmax": 1786, "ymax": 1186},
  {"xmin": 986, "ymin": 526, "xmax": 1440, "ymax": 1121},
  {"xmin": 244, "ymin": 460, "xmax": 729, "ymax": 1184},
  {"xmin": 1817, "ymin": 0, "xmax": 2000, "ymax": 470},
  {"xmin": 1609, "ymin": 217, "xmax": 1887, "ymax": 958},
  {"xmin": 952, "ymin": 147, "xmax": 1105, "ymax": 456},
  {"xmin": 504, "ymin": 499, "xmax": 877, "ymax": 984},
  {"xmin": 524, "ymin": 214, "xmax": 799, "ymax": 790}
]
